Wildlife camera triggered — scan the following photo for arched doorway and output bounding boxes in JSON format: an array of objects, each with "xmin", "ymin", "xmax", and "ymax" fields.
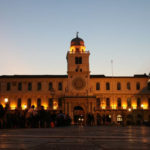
[{"xmin": 73, "ymin": 106, "xmax": 85, "ymax": 124}]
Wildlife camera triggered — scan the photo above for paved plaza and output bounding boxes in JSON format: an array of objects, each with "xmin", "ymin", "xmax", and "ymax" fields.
[{"xmin": 0, "ymin": 126, "xmax": 150, "ymax": 150}]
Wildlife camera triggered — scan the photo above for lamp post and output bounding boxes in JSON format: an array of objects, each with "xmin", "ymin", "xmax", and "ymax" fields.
[
  {"xmin": 4, "ymin": 98, "xmax": 9, "ymax": 110},
  {"xmin": 111, "ymin": 60, "xmax": 115, "ymax": 124},
  {"xmin": 50, "ymin": 88, "xmax": 56, "ymax": 110}
]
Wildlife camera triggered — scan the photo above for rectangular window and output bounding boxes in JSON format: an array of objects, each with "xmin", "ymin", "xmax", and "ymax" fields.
[
  {"xmin": 7, "ymin": 82, "xmax": 11, "ymax": 91},
  {"xmin": 106, "ymin": 82, "xmax": 110, "ymax": 90},
  {"xmin": 48, "ymin": 98, "xmax": 53, "ymax": 108},
  {"xmin": 18, "ymin": 82, "xmax": 22, "ymax": 91},
  {"xmin": 96, "ymin": 98, "xmax": 100, "ymax": 108},
  {"xmin": 79, "ymin": 57, "xmax": 82, "ymax": 64},
  {"xmin": 17, "ymin": 98, "xmax": 21, "ymax": 108},
  {"xmin": 96, "ymin": 82, "xmax": 100, "ymax": 90},
  {"xmin": 28, "ymin": 82, "xmax": 32, "ymax": 91},
  {"xmin": 127, "ymin": 82, "xmax": 131, "ymax": 90},
  {"xmin": 117, "ymin": 82, "xmax": 121, "ymax": 90},
  {"xmin": 58, "ymin": 82, "xmax": 62, "ymax": 91},
  {"xmin": 49, "ymin": 82, "xmax": 53, "ymax": 90},
  {"xmin": 75, "ymin": 57, "xmax": 78, "ymax": 64},
  {"xmin": 75, "ymin": 57, "xmax": 82, "ymax": 64},
  {"xmin": 136, "ymin": 82, "xmax": 140, "ymax": 90},
  {"xmin": 37, "ymin": 82, "xmax": 42, "ymax": 91},
  {"xmin": 106, "ymin": 98, "xmax": 110, "ymax": 108}
]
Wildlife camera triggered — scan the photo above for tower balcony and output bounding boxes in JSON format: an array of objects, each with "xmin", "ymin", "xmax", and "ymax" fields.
[{"xmin": 67, "ymin": 51, "xmax": 90, "ymax": 55}]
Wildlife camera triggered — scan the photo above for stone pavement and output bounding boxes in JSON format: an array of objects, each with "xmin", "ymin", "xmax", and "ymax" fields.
[{"xmin": 0, "ymin": 126, "xmax": 150, "ymax": 150}]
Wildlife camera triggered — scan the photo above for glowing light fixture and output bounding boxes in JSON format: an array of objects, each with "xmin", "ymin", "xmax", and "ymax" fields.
[
  {"xmin": 132, "ymin": 105, "xmax": 137, "ymax": 109},
  {"xmin": 102, "ymin": 106, "xmax": 106, "ymax": 109},
  {"xmin": 4, "ymin": 98, "xmax": 8, "ymax": 103},
  {"xmin": 123, "ymin": 105, "xmax": 127, "ymax": 109},
  {"xmin": 53, "ymin": 101, "xmax": 58, "ymax": 110},
  {"xmin": 23, "ymin": 105, "xmax": 27, "ymax": 110},
  {"xmin": 112, "ymin": 105, "xmax": 116, "ymax": 109},
  {"xmin": 128, "ymin": 108, "xmax": 131, "ymax": 112},
  {"xmin": 11, "ymin": 105, "xmax": 16, "ymax": 110}
]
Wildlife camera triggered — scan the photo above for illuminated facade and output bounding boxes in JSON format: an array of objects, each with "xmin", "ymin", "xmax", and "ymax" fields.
[{"xmin": 0, "ymin": 33, "xmax": 150, "ymax": 125}]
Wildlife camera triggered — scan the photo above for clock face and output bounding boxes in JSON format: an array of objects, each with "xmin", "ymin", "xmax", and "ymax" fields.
[{"xmin": 72, "ymin": 77, "xmax": 86, "ymax": 90}]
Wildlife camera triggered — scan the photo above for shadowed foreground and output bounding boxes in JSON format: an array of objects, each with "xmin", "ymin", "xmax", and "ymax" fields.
[{"xmin": 0, "ymin": 126, "xmax": 150, "ymax": 150}]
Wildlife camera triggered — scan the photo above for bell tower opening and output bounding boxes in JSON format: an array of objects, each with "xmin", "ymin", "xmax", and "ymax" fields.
[{"xmin": 66, "ymin": 33, "xmax": 90, "ymax": 76}]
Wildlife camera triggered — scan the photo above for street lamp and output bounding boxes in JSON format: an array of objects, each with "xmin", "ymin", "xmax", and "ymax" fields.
[
  {"xmin": 128, "ymin": 108, "xmax": 132, "ymax": 112},
  {"xmin": 4, "ymin": 98, "xmax": 8, "ymax": 103},
  {"xmin": 141, "ymin": 104, "xmax": 144, "ymax": 109},
  {"xmin": 50, "ymin": 88, "xmax": 57, "ymax": 110}
]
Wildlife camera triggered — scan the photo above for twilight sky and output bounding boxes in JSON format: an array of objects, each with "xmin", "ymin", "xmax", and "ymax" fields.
[{"xmin": 0, "ymin": 0, "xmax": 150, "ymax": 76}]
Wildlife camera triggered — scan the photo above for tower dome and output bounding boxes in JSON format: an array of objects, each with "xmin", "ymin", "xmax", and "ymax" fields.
[
  {"xmin": 71, "ymin": 32, "xmax": 84, "ymax": 46},
  {"xmin": 70, "ymin": 32, "xmax": 86, "ymax": 53}
]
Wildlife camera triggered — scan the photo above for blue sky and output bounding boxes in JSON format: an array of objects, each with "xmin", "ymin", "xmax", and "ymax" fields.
[{"xmin": 0, "ymin": 0, "xmax": 150, "ymax": 76}]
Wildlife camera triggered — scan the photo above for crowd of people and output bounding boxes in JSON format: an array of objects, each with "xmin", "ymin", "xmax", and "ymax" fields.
[{"xmin": 0, "ymin": 104, "xmax": 72, "ymax": 129}]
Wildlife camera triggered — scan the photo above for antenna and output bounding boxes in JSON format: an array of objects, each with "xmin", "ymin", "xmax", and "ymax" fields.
[
  {"xmin": 76, "ymin": 32, "xmax": 79, "ymax": 38},
  {"xmin": 111, "ymin": 59, "xmax": 114, "ymax": 77}
]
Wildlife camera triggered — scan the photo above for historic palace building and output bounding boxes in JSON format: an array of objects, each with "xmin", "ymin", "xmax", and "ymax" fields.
[{"xmin": 0, "ymin": 34, "xmax": 150, "ymax": 125}]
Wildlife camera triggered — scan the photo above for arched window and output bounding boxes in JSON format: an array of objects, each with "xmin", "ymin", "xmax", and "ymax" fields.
[
  {"xmin": 106, "ymin": 98, "xmax": 110, "ymax": 108},
  {"xmin": 106, "ymin": 82, "xmax": 110, "ymax": 90},
  {"xmin": 49, "ymin": 82, "xmax": 53, "ymax": 90},
  {"xmin": 27, "ymin": 98, "xmax": 31, "ymax": 108},
  {"xmin": 17, "ymin": 98, "xmax": 21, "ymax": 108},
  {"xmin": 127, "ymin": 82, "xmax": 131, "ymax": 90},
  {"xmin": 58, "ymin": 98, "xmax": 62, "ymax": 107},
  {"xmin": 137, "ymin": 98, "xmax": 141, "ymax": 108},
  {"xmin": 37, "ymin": 82, "xmax": 42, "ymax": 91},
  {"xmin": 117, "ymin": 82, "xmax": 121, "ymax": 90},
  {"xmin": 6, "ymin": 82, "xmax": 11, "ymax": 91},
  {"xmin": 136, "ymin": 82, "xmax": 140, "ymax": 90},
  {"xmin": 37, "ymin": 98, "xmax": 41, "ymax": 108},
  {"xmin": 117, "ymin": 98, "xmax": 121, "ymax": 108},
  {"xmin": 96, "ymin": 82, "xmax": 100, "ymax": 90},
  {"xmin": 18, "ymin": 82, "xmax": 22, "ymax": 91},
  {"xmin": 96, "ymin": 98, "xmax": 100, "ymax": 108},
  {"xmin": 28, "ymin": 82, "xmax": 32, "ymax": 91},
  {"xmin": 58, "ymin": 82, "xmax": 62, "ymax": 91},
  {"xmin": 127, "ymin": 98, "xmax": 131, "ymax": 108},
  {"xmin": 48, "ymin": 98, "xmax": 53, "ymax": 108}
]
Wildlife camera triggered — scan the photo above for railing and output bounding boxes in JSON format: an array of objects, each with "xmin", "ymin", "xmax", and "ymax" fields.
[{"xmin": 67, "ymin": 51, "xmax": 90, "ymax": 54}]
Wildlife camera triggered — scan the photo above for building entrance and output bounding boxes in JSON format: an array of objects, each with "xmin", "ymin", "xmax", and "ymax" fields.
[{"xmin": 73, "ymin": 106, "xmax": 85, "ymax": 124}]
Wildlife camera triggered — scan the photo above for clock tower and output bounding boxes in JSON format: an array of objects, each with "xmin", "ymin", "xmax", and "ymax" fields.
[{"xmin": 66, "ymin": 33, "xmax": 90, "ymax": 95}]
